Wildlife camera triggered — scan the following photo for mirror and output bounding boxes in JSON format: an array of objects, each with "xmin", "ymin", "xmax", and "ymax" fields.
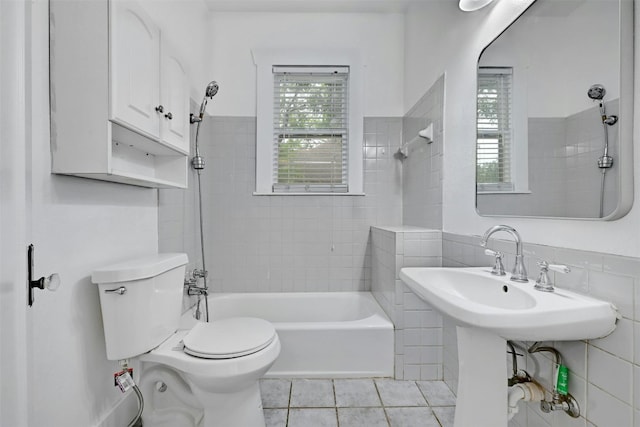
[{"xmin": 476, "ymin": 0, "xmax": 633, "ymax": 220}]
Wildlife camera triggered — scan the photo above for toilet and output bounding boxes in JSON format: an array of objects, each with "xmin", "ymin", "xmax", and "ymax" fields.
[{"xmin": 91, "ymin": 253, "xmax": 280, "ymax": 427}]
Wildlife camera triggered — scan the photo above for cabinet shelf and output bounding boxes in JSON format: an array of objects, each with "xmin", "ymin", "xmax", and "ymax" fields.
[{"xmin": 70, "ymin": 170, "xmax": 187, "ymax": 189}]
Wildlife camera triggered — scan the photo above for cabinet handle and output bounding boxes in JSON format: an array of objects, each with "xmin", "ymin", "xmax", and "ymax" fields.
[
  {"xmin": 155, "ymin": 105, "xmax": 164, "ymax": 113},
  {"xmin": 165, "ymin": 112, "xmax": 173, "ymax": 120}
]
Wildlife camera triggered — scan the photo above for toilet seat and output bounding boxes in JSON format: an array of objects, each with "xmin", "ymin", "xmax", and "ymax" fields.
[{"xmin": 183, "ymin": 317, "xmax": 276, "ymax": 359}]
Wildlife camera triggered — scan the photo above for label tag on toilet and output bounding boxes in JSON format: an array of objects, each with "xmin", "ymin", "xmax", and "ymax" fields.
[{"xmin": 115, "ymin": 370, "xmax": 135, "ymax": 393}]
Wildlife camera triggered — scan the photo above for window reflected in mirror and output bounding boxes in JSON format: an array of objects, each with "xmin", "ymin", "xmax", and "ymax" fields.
[{"xmin": 475, "ymin": 0, "xmax": 633, "ymax": 220}]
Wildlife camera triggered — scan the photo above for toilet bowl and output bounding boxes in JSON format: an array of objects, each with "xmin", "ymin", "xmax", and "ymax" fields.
[
  {"xmin": 92, "ymin": 253, "xmax": 280, "ymax": 427},
  {"xmin": 140, "ymin": 318, "xmax": 280, "ymax": 427},
  {"xmin": 137, "ymin": 365, "xmax": 203, "ymax": 427}
]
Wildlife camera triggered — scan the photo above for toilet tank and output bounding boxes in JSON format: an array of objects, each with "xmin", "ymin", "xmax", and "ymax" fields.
[{"xmin": 91, "ymin": 253, "xmax": 188, "ymax": 361}]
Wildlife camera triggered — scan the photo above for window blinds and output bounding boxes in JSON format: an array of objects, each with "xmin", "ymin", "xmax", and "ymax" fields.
[
  {"xmin": 272, "ymin": 66, "xmax": 349, "ymax": 193},
  {"xmin": 477, "ymin": 67, "xmax": 514, "ymax": 192}
]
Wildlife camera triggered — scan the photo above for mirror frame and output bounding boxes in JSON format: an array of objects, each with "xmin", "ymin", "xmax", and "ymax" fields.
[{"xmin": 475, "ymin": 0, "xmax": 634, "ymax": 221}]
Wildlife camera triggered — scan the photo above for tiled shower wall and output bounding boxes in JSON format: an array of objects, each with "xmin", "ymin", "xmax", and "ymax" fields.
[
  {"xmin": 442, "ymin": 231, "xmax": 640, "ymax": 427},
  {"xmin": 402, "ymin": 75, "xmax": 444, "ymax": 229},
  {"xmin": 158, "ymin": 107, "xmax": 204, "ymax": 311},
  {"xmin": 371, "ymin": 226, "xmax": 443, "ymax": 380},
  {"xmin": 477, "ymin": 100, "xmax": 619, "ymax": 218},
  {"xmin": 159, "ymin": 117, "xmax": 403, "ymax": 293}
]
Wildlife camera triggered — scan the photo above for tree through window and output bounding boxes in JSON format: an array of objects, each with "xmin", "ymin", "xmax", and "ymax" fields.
[{"xmin": 272, "ymin": 66, "xmax": 349, "ymax": 193}]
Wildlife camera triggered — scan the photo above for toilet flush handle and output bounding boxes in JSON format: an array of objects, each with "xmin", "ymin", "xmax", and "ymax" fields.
[{"xmin": 104, "ymin": 286, "xmax": 127, "ymax": 295}]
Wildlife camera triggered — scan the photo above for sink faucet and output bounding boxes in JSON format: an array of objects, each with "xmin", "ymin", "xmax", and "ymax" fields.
[{"xmin": 480, "ymin": 225, "xmax": 528, "ymax": 283}]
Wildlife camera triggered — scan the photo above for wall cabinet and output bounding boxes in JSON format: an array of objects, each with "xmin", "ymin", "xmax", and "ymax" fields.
[
  {"xmin": 50, "ymin": 0, "xmax": 190, "ymax": 188},
  {"xmin": 159, "ymin": 49, "xmax": 190, "ymax": 153}
]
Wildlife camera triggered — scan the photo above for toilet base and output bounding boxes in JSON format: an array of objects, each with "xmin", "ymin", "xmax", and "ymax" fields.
[{"xmin": 194, "ymin": 382, "xmax": 265, "ymax": 427}]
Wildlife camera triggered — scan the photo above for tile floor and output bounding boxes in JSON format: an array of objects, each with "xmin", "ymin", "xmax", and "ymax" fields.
[{"xmin": 259, "ymin": 378, "xmax": 457, "ymax": 427}]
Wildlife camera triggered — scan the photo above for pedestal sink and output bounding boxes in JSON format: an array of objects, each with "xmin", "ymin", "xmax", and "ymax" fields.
[{"xmin": 399, "ymin": 267, "xmax": 618, "ymax": 427}]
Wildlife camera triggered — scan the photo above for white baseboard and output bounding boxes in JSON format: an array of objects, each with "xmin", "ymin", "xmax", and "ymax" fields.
[{"xmin": 96, "ymin": 392, "xmax": 138, "ymax": 427}]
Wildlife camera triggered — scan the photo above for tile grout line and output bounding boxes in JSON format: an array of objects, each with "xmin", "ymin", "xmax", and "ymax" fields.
[
  {"xmin": 373, "ymin": 378, "xmax": 393, "ymax": 426},
  {"xmin": 286, "ymin": 379, "xmax": 292, "ymax": 427},
  {"xmin": 333, "ymin": 380, "xmax": 340, "ymax": 427},
  {"xmin": 414, "ymin": 379, "xmax": 444, "ymax": 426},
  {"xmin": 268, "ymin": 378, "xmax": 456, "ymax": 427}
]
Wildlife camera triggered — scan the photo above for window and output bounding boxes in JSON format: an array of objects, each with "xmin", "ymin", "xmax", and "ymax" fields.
[
  {"xmin": 273, "ymin": 66, "xmax": 349, "ymax": 193},
  {"xmin": 253, "ymin": 49, "xmax": 363, "ymax": 195},
  {"xmin": 477, "ymin": 67, "xmax": 514, "ymax": 192}
]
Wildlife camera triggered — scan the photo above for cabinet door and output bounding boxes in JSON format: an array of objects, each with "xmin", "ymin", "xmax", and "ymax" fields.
[
  {"xmin": 110, "ymin": 1, "xmax": 161, "ymax": 138},
  {"xmin": 160, "ymin": 47, "xmax": 190, "ymax": 153}
]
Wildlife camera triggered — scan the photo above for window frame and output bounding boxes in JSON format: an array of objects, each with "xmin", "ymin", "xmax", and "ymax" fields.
[
  {"xmin": 476, "ymin": 67, "xmax": 514, "ymax": 192},
  {"xmin": 253, "ymin": 48, "xmax": 364, "ymax": 195},
  {"xmin": 272, "ymin": 66, "xmax": 349, "ymax": 193},
  {"xmin": 476, "ymin": 66, "xmax": 529, "ymax": 194}
]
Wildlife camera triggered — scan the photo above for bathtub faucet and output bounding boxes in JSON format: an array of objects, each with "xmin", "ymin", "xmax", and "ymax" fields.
[
  {"xmin": 184, "ymin": 281, "xmax": 208, "ymax": 321},
  {"xmin": 184, "ymin": 269, "xmax": 210, "ymax": 321},
  {"xmin": 184, "ymin": 274, "xmax": 208, "ymax": 296},
  {"xmin": 193, "ymin": 268, "xmax": 208, "ymax": 280},
  {"xmin": 184, "ymin": 268, "xmax": 209, "ymax": 296},
  {"xmin": 186, "ymin": 284, "xmax": 208, "ymax": 296}
]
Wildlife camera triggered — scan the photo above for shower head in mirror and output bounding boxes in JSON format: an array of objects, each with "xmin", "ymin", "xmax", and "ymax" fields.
[{"xmin": 587, "ymin": 84, "xmax": 606, "ymax": 101}]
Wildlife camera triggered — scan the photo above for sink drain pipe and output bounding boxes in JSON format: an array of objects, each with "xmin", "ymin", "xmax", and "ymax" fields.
[{"xmin": 507, "ymin": 381, "xmax": 545, "ymax": 420}]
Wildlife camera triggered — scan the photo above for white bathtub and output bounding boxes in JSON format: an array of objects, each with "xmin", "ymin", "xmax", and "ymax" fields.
[{"xmin": 180, "ymin": 292, "xmax": 394, "ymax": 378}]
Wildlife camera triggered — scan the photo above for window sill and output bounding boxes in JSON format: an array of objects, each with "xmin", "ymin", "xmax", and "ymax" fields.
[
  {"xmin": 253, "ymin": 192, "xmax": 366, "ymax": 196},
  {"xmin": 477, "ymin": 190, "xmax": 532, "ymax": 195}
]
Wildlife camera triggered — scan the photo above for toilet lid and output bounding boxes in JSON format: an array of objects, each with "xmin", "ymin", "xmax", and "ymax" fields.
[{"xmin": 182, "ymin": 317, "xmax": 276, "ymax": 359}]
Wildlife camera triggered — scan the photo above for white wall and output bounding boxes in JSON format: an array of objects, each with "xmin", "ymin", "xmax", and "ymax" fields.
[
  {"xmin": 159, "ymin": 116, "xmax": 403, "ymax": 294},
  {"xmin": 403, "ymin": 1, "xmax": 464, "ymax": 114},
  {"xmin": 139, "ymin": 0, "xmax": 211, "ymax": 101},
  {"xmin": 207, "ymin": 11, "xmax": 405, "ymax": 117},
  {"xmin": 1, "ymin": 1, "xmax": 30, "ymax": 425},
  {"xmin": 405, "ymin": 0, "xmax": 640, "ymax": 257},
  {"xmin": 480, "ymin": 0, "xmax": 619, "ymax": 118},
  {"xmin": 25, "ymin": 1, "xmax": 210, "ymax": 425}
]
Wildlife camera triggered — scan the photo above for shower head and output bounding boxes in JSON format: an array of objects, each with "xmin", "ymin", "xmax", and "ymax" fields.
[
  {"xmin": 588, "ymin": 84, "xmax": 606, "ymax": 101},
  {"xmin": 204, "ymin": 81, "xmax": 219, "ymax": 99},
  {"xmin": 587, "ymin": 83, "xmax": 618, "ymax": 125},
  {"xmin": 191, "ymin": 81, "xmax": 220, "ymax": 124},
  {"xmin": 198, "ymin": 81, "xmax": 219, "ymax": 117}
]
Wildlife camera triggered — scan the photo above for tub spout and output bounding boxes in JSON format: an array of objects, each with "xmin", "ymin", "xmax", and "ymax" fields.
[{"xmin": 186, "ymin": 284, "xmax": 208, "ymax": 296}]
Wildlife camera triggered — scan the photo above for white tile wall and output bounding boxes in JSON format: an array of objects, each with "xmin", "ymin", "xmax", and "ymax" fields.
[
  {"xmin": 371, "ymin": 226, "xmax": 443, "ymax": 380},
  {"xmin": 477, "ymin": 100, "xmax": 619, "ymax": 218},
  {"xmin": 159, "ymin": 117, "xmax": 403, "ymax": 294},
  {"xmin": 442, "ymin": 231, "xmax": 640, "ymax": 427},
  {"xmin": 402, "ymin": 75, "xmax": 444, "ymax": 229}
]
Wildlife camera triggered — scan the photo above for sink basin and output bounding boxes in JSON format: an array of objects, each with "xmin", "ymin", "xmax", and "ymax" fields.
[
  {"xmin": 399, "ymin": 267, "xmax": 618, "ymax": 341},
  {"xmin": 399, "ymin": 267, "xmax": 619, "ymax": 427}
]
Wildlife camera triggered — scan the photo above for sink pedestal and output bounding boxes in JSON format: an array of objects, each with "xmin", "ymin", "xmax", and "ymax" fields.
[{"xmin": 454, "ymin": 326, "xmax": 508, "ymax": 427}]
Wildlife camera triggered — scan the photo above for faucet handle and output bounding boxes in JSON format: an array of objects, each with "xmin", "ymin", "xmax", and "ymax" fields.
[
  {"xmin": 534, "ymin": 261, "xmax": 570, "ymax": 292},
  {"xmin": 485, "ymin": 249, "xmax": 506, "ymax": 276},
  {"xmin": 192, "ymin": 269, "xmax": 208, "ymax": 279},
  {"xmin": 548, "ymin": 263, "xmax": 571, "ymax": 274}
]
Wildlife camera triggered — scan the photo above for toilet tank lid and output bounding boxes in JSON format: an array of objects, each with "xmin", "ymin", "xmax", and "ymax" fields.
[{"xmin": 91, "ymin": 253, "xmax": 188, "ymax": 284}]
